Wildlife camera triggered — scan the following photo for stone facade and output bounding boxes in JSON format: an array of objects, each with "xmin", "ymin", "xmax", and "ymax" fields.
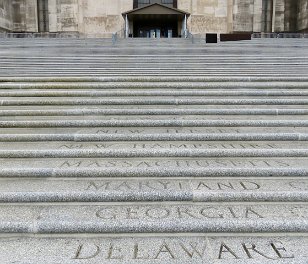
[
  {"xmin": 0, "ymin": 0, "xmax": 37, "ymax": 32},
  {"xmin": 0, "ymin": 0, "xmax": 307, "ymax": 36},
  {"xmin": 298, "ymin": 0, "xmax": 308, "ymax": 32},
  {"xmin": 0, "ymin": 0, "xmax": 13, "ymax": 32}
]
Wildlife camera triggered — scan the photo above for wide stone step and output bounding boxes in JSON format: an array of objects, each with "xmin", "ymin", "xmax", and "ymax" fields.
[
  {"xmin": 3, "ymin": 73, "xmax": 306, "ymax": 77},
  {"xmin": 2, "ymin": 108, "xmax": 308, "ymax": 116},
  {"xmin": 0, "ymin": 235, "xmax": 303, "ymax": 263},
  {"xmin": 1, "ymin": 128, "xmax": 308, "ymax": 141},
  {"xmin": 3, "ymin": 98, "xmax": 308, "ymax": 106},
  {"xmin": 1, "ymin": 76, "xmax": 307, "ymax": 82},
  {"xmin": 1, "ymin": 82, "xmax": 306, "ymax": 89},
  {"xmin": 2, "ymin": 120, "xmax": 308, "ymax": 128},
  {"xmin": 0, "ymin": 157, "xmax": 306, "ymax": 177},
  {"xmin": 0, "ymin": 178, "xmax": 306, "ymax": 202},
  {"xmin": 0, "ymin": 141, "xmax": 305, "ymax": 150},
  {"xmin": 1, "ymin": 149, "xmax": 308, "ymax": 158},
  {"xmin": 2, "ymin": 104, "xmax": 308, "ymax": 110},
  {"xmin": 2, "ymin": 115, "xmax": 308, "ymax": 121},
  {"xmin": 2, "ymin": 89, "xmax": 308, "ymax": 97},
  {"xmin": 0, "ymin": 203, "xmax": 307, "ymax": 233}
]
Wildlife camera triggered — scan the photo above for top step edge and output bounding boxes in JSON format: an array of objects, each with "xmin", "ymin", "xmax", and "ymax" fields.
[{"xmin": 1, "ymin": 76, "xmax": 308, "ymax": 83}]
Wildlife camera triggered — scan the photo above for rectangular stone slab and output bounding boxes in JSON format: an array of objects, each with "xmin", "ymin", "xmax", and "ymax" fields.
[
  {"xmin": 0, "ymin": 203, "xmax": 308, "ymax": 233},
  {"xmin": 0, "ymin": 157, "xmax": 307, "ymax": 177},
  {"xmin": 2, "ymin": 149, "xmax": 308, "ymax": 158},
  {"xmin": 1, "ymin": 127, "xmax": 308, "ymax": 134},
  {"xmin": 2, "ymin": 105, "xmax": 308, "ymax": 111},
  {"xmin": 1, "ymin": 88, "xmax": 308, "ymax": 97},
  {"xmin": 0, "ymin": 178, "xmax": 307, "ymax": 202},
  {"xmin": 0, "ymin": 235, "xmax": 305, "ymax": 263},
  {"xmin": 0, "ymin": 141, "xmax": 300, "ymax": 150},
  {"xmin": 2, "ymin": 120, "xmax": 308, "ymax": 128},
  {"xmin": 2, "ymin": 115, "xmax": 308, "ymax": 121}
]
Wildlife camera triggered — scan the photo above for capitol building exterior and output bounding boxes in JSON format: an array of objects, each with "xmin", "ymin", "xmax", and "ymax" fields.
[{"xmin": 0, "ymin": 0, "xmax": 307, "ymax": 37}]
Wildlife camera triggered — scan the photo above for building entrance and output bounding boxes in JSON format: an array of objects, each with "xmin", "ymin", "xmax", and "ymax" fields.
[
  {"xmin": 122, "ymin": 3, "xmax": 189, "ymax": 39},
  {"xmin": 134, "ymin": 17, "xmax": 178, "ymax": 38}
]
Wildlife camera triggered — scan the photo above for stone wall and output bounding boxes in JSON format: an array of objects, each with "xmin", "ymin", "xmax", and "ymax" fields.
[
  {"xmin": 49, "ymin": 0, "xmax": 79, "ymax": 32},
  {"xmin": 48, "ymin": 0, "xmax": 132, "ymax": 36},
  {"xmin": 252, "ymin": 0, "xmax": 262, "ymax": 32},
  {"xmin": 11, "ymin": 0, "xmax": 37, "ymax": 32},
  {"xmin": 178, "ymin": 0, "xmax": 233, "ymax": 34},
  {"xmin": 233, "ymin": 0, "xmax": 253, "ymax": 32},
  {"xmin": 274, "ymin": 0, "xmax": 285, "ymax": 32},
  {"xmin": 1, "ymin": 0, "xmax": 307, "ymax": 35},
  {"xmin": 297, "ymin": 0, "xmax": 308, "ymax": 32},
  {"xmin": 0, "ymin": 0, "xmax": 13, "ymax": 31},
  {"xmin": 81, "ymin": 0, "xmax": 132, "ymax": 37}
]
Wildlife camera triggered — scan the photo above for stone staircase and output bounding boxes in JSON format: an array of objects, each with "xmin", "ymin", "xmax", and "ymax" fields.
[{"xmin": 0, "ymin": 37, "xmax": 308, "ymax": 263}]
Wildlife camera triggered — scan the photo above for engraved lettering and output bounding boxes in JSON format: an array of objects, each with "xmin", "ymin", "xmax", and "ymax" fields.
[
  {"xmin": 96, "ymin": 208, "xmax": 116, "ymax": 219},
  {"xmin": 129, "ymin": 129, "xmax": 144, "ymax": 133},
  {"xmin": 107, "ymin": 244, "xmax": 123, "ymax": 259},
  {"xmin": 177, "ymin": 207, "xmax": 199, "ymax": 219},
  {"xmin": 85, "ymin": 181, "xmax": 110, "ymax": 191},
  {"xmin": 116, "ymin": 182, "xmax": 133, "ymax": 191},
  {"xmin": 136, "ymin": 161, "xmax": 152, "ymax": 167},
  {"xmin": 245, "ymin": 208, "xmax": 264, "ymax": 218},
  {"xmin": 228, "ymin": 207, "xmax": 239, "ymax": 218},
  {"xmin": 273, "ymin": 160, "xmax": 290, "ymax": 167},
  {"xmin": 60, "ymin": 161, "xmax": 82, "ymax": 168},
  {"xmin": 242, "ymin": 243, "xmax": 275, "ymax": 259},
  {"xmin": 179, "ymin": 242, "xmax": 207, "ymax": 258},
  {"xmin": 59, "ymin": 144, "xmax": 83, "ymax": 149},
  {"xmin": 170, "ymin": 144, "xmax": 188, "ymax": 149},
  {"xmin": 138, "ymin": 180, "xmax": 171, "ymax": 190},
  {"xmin": 271, "ymin": 242, "xmax": 294, "ymax": 259},
  {"xmin": 133, "ymin": 243, "xmax": 150, "ymax": 259},
  {"xmin": 218, "ymin": 182, "xmax": 235, "ymax": 190},
  {"xmin": 218, "ymin": 243, "xmax": 240, "ymax": 259},
  {"xmin": 96, "ymin": 129, "xmax": 118, "ymax": 134},
  {"xmin": 154, "ymin": 243, "xmax": 176, "ymax": 259},
  {"xmin": 200, "ymin": 207, "xmax": 224, "ymax": 218},
  {"xmin": 126, "ymin": 208, "xmax": 139, "ymax": 219},
  {"xmin": 240, "ymin": 181, "xmax": 261, "ymax": 190},
  {"xmin": 196, "ymin": 182, "xmax": 213, "ymax": 190},
  {"xmin": 73, "ymin": 244, "xmax": 100, "ymax": 260},
  {"xmin": 87, "ymin": 161, "xmax": 103, "ymax": 168},
  {"xmin": 95, "ymin": 144, "xmax": 116, "ymax": 149}
]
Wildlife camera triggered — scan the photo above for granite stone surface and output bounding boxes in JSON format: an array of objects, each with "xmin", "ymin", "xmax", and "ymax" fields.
[
  {"xmin": 0, "ymin": 38, "xmax": 308, "ymax": 263},
  {"xmin": 0, "ymin": 235, "xmax": 305, "ymax": 264}
]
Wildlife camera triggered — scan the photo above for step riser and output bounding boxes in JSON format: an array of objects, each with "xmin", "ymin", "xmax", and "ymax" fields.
[
  {"xmin": 0, "ymin": 204, "xmax": 307, "ymax": 233},
  {"xmin": 2, "ymin": 120, "xmax": 308, "ymax": 128},
  {"xmin": 1, "ymin": 149, "xmax": 308, "ymax": 158},
  {"xmin": 0, "ymin": 235, "xmax": 304, "ymax": 264},
  {"xmin": 1, "ymin": 83, "xmax": 307, "ymax": 89},
  {"xmin": 1, "ymin": 109, "xmax": 308, "ymax": 116},
  {"xmin": 0, "ymin": 141, "xmax": 304, "ymax": 150},
  {"xmin": 0, "ymin": 178, "xmax": 306, "ymax": 202},
  {"xmin": 0, "ymin": 133, "xmax": 307, "ymax": 142},
  {"xmin": 1, "ymin": 76, "xmax": 308, "ymax": 82}
]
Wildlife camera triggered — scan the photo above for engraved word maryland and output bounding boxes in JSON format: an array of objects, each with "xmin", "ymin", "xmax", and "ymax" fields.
[{"xmin": 85, "ymin": 180, "xmax": 261, "ymax": 192}]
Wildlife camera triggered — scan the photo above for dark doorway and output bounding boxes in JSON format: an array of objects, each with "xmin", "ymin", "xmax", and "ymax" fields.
[
  {"xmin": 133, "ymin": 15, "xmax": 178, "ymax": 38},
  {"xmin": 123, "ymin": 3, "xmax": 189, "ymax": 39}
]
